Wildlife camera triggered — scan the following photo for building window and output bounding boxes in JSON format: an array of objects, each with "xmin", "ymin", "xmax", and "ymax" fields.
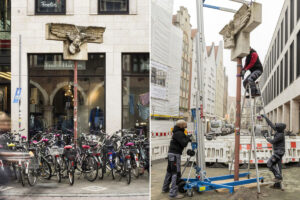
[
  {"xmin": 277, "ymin": 31, "xmax": 280, "ymax": 59},
  {"xmin": 276, "ymin": 68, "xmax": 281, "ymax": 95},
  {"xmin": 284, "ymin": 51, "xmax": 288, "ymax": 89},
  {"xmin": 298, "ymin": 0, "xmax": 300, "ymax": 21},
  {"xmin": 122, "ymin": 53, "xmax": 149, "ymax": 130},
  {"xmin": 35, "ymin": 0, "xmax": 66, "ymax": 15},
  {"xmin": 297, "ymin": 31, "xmax": 300, "ymax": 77},
  {"xmin": 0, "ymin": 0, "xmax": 11, "ymax": 118},
  {"xmin": 291, "ymin": 0, "xmax": 295, "ymax": 34},
  {"xmin": 99, "ymin": 0, "xmax": 129, "ymax": 14},
  {"xmin": 281, "ymin": 21, "xmax": 283, "ymax": 53},
  {"xmin": 0, "ymin": 0, "xmax": 10, "ymax": 32},
  {"xmin": 280, "ymin": 60, "xmax": 283, "ymax": 93},
  {"xmin": 28, "ymin": 53, "xmax": 105, "ymax": 137},
  {"xmin": 285, "ymin": 9, "xmax": 288, "ymax": 44},
  {"xmin": 290, "ymin": 41, "xmax": 294, "ymax": 83}
]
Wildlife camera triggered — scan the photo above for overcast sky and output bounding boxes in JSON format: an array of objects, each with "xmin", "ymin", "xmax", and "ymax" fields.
[{"xmin": 173, "ymin": 0, "xmax": 284, "ymax": 96}]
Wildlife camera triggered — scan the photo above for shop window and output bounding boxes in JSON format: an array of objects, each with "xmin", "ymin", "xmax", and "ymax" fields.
[
  {"xmin": 98, "ymin": 0, "xmax": 129, "ymax": 14},
  {"xmin": 0, "ymin": 0, "xmax": 11, "ymax": 126},
  {"xmin": 28, "ymin": 53, "xmax": 105, "ymax": 138},
  {"xmin": 35, "ymin": 0, "xmax": 66, "ymax": 15},
  {"xmin": 122, "ymin": 53, "xmax": 149, "ymax": 131},
  {"xmin": 0, "ymin": 0, "xmax": 10, "ymax": 32}
]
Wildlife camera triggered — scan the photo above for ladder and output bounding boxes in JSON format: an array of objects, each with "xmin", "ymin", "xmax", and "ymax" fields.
[{"xmin": 229, "ymin": 81, "xmax": 270, "ymax": 193}]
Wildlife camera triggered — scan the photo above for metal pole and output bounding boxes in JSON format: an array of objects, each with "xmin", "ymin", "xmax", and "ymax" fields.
[
  {"xmin": 195, "ymin": 0, "xmax": 206, "ymax": 179},
  {"xmin": 229, "ymin": 0, "xmax": 251, "ymax": 4},
  {"xmin": 19, "ymin": 35, "xmax": 21, "ymax": 134},
  {"xmin": 74, "ymin": 61, "xmax": 78, "ymax": 146},
  {"xmin": 203, "ymin": 4, "xmax": 237, "ymax": 13},
  {"xmin": 234, "ymin": 58, "xmax": 242, "ymax": 181}
]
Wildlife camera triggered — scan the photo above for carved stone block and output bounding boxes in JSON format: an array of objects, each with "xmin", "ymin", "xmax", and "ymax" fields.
[
  {"xmin": 243, "ymin": 2, "xmax": 262, "ymax": 33},
  {"xmin": 219, "ymin": 2, "xmax": 262, "ymax": 60},
  {"xmin": 45, "ymin": 23, "xmax": 105, "ymax": 61},
  {"xmin": 231, "ymin": 31, "xmax": 250, "ymax": 61}
]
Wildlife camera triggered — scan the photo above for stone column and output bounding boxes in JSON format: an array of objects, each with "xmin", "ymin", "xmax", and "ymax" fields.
[
  {"xmin": 290, "ymin": 100, "xmax": 300, "ymax": 134},
  {"xmin": 273, "ymin": 109, "xmax": 277, "ymax": 123},
  {"xmin": 43, "ymin": 106, "xmax": 54, "ymax": 128},
  {"xmin": 277, "ymin": 106, "xmax": 283, "ymax": 123},
  {"xmin": 283, "ymin": 103, "xmax": 290, "ymax": 130}
]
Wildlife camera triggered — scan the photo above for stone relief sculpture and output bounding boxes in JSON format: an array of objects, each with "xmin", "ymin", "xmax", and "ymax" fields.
[
  {"xmin": 220, "ymin": 4, "xmax": 251, "ymax": 49},
  {"xmin": 46, "ymin": 23, "xmax": 105, "ymax": 60}
]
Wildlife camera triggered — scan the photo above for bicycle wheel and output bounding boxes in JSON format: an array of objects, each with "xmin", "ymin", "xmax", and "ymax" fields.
[
  {"xmin": 55, "ymin": 157, "xmax": 62, "ymax": 183},
  {"xmin": 97, "ymin": 157, "xmax": 104, "ymax": 180},
  {"xmin": 84, "ymin": 156, "xmax": 98, "ymax": 182},
  {"xmin": 18, "ymin": 167, "xmax": 25, "ymax": 186},
  {"xmin": 68, "ymin": 161, "xmax": 75, "ymax": 185},
  {"xmin": 127, "ymin": 167, "xmax": 131, "ymax": 185},
  {"xmin": 131, "ymin": 159, "xmax": 139, "ymax": 179},
  {"xmin": 41, "ymin": 159, "xmax": 52, "ymax": 180},
  {"xmin": 27, "ymin": 167, "xmax": 37, "ymax": 186}
]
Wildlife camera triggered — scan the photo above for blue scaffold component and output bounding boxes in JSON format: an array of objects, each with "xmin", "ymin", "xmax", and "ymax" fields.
[
  {"xmin": 182, "ymin": 172, "xmax": 264, "ymax": 194},
  {"xmin": 191, "ymin": 142, "xmax": 197, "ymax": 150}
]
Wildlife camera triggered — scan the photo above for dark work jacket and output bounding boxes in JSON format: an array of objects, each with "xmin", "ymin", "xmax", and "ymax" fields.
[
  {"xmin": 267, "ymin": 132, "xmax": 285, "ymax": 153},
  {"xmin": 168, "ymin": 126, "xmax": 190, "ymax": 155},
  {"xmin": 245, "ymin": 49, "xmax": 263, "ymax": 73}
]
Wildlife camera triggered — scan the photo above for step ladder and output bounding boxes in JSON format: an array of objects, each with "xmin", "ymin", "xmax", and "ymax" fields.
[{"xmin": 229, "ymin": 82, "xmax": 271, "ymax": 193}]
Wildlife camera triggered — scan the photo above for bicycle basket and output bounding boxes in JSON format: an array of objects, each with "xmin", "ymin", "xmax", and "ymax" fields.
[
  {"xmin": 64, "ymin": 149, "xmax": 76, "ymax": 161},
  {"xmin": 49, "ymin": 147, "xmax": 60, "ymax": 156},
  {"xmin": 28, "ymin": 158, "xmax": 40, "ymax": 170}
]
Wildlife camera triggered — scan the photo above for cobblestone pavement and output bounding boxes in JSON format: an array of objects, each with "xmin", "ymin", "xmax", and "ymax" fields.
[
  {"xmin": 152, "ymin": 160, "xmax": 300, "ymax": 200},
  {"xmin": 0, "ymin": 172, "xmax": 149, "ymax": 200}
]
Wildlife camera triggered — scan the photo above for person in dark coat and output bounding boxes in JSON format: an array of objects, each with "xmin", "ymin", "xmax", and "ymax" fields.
[
  {"xmin": 241, "ymin": 48, "xmax": 263, "ymax": 97},
  {"xmin": 162, "ymin": 120, "xmax": 192, "ymax": 199},
  {"xmin": 261, "ymin": 114, "xmax": 285, "ymax": 184}
]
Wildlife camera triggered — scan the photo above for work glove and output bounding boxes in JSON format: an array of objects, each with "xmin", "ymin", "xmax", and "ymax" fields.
[
  {"xmin": 187, "ymin": 134, "xmax": 192, "ymax": 142},
  {"xmin": 241, "ymin": 69, "xmax": 246, "ymax": 79}
]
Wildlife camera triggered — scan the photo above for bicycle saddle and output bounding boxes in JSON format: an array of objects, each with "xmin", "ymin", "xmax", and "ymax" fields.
[
  {"xmin": 125, "ymin": 142, "xmax": 134, "ymax": 146},
  {"xmin": 82, "ymin": 145, "xmax": 90, "ymax": 149},
  {"xmin": 64, "ymin": 145, "xmax": 73, "ymax": 149}
]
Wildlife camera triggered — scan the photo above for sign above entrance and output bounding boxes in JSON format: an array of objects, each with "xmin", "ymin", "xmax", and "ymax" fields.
[
  {"xmin": 13, "ymin": 88, "xmax": 21, "ymax": 103},
  {"xmin": 44, "ymin": 61, "xmax": 86, "ymax": 70}
]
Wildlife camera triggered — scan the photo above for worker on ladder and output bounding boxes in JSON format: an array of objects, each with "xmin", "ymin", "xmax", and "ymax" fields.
[
  {"xmin": 241, "ymin": 47, "xmax": 263, "ymax": 97},
  {"xmin": 261, "ymin": 114, "xmax": 286, "ymax": 188},
  {"xmin": 162, "ymin": 120, "xmax": 192, "ymax": 199}
]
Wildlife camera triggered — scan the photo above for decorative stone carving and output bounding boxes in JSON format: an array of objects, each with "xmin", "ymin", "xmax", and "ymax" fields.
[
  {"xmin": 46, "ymin": 23, "xmax": 105, "ymax": 60},
  {"xmin": 219, "ymin": 2, "xmax": 262, "ymax": 61},
  {"xmin": 220, "ymin": 4, "xmax": 251, "ymax": 49}
]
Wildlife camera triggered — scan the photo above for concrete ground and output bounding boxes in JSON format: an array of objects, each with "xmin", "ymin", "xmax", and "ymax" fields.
[
  {"xmin": 0, "ymin": 171, "xmax": 149, "ymax": 200},
  {"xmin": 152, "ymin": 160, "xmax": 300, "ymax": 200}
]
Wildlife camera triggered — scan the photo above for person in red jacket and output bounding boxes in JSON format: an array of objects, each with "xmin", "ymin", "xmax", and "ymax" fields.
[{"xmin": 241, "ymin": 48, "xmax": 263, "ymax": 97}]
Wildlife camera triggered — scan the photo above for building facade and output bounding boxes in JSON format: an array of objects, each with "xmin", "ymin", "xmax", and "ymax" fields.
[
  {"xmin": 261, "ymin": 0, "xmax": 300, "ymax": 134},
  {"xmin": 190, "ymin": 37, "xmax": 217, "ymax": 131},
  {"xmin": 151, "ymin": 0, "xmax": 182, "ymax": 117},
  {"xmin": 172, "ymin": 7, "xmax": 193, "ymax": 118},
  {"xmin": 214, "ymin": 41, "xmax": 227, "ymax": 120},
  {"xmin": 11, "ymin": 0, "xmax": 149, "ymax": 137}
]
